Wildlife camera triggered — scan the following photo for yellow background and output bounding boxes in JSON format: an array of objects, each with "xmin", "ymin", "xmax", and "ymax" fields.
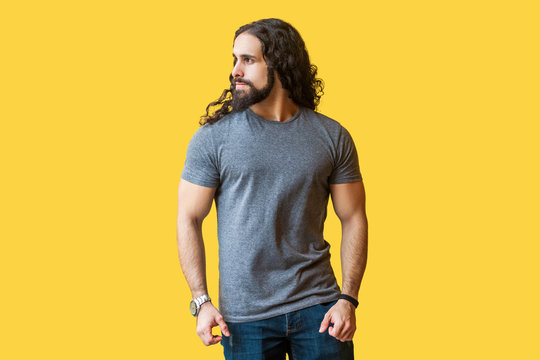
[{"xmin": 1, "ymin": 0, "xmax": 539, "ymax": 359}]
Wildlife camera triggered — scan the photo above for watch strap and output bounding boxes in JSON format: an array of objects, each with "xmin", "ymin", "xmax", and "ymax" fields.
[
  {"xmin": 338, "ymin": 294, "xmax": 359, "ymax": 308},
  {"xmin": 194, "ymin": 294, "xmax": 211, "ymax": 308}
]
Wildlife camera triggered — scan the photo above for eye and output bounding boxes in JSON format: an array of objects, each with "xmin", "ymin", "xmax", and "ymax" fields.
[{"xmin": 245, "ymin": 58, "xmax": 254, "ymax": 63}]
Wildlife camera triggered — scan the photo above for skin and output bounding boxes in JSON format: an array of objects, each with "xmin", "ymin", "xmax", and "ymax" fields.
[
  {"xmin": 319, "ymin": 181, "xmax": 368, "ymax": 342},
  {"xmin": 177, "ymin": 182, "xmax": 226, "ymax": 345},
  {"xmin": 177, "ymin": 31, "xmax": 368, "ymax": 346},
  {"xmin": 231, "ymin": 32, "xmax": 299, "ymax": 122}
]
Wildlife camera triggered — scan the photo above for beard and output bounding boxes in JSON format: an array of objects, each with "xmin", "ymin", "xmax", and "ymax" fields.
[{"xmin": 230, "ymin": 67, "xmax": 275, "ymax": 112}]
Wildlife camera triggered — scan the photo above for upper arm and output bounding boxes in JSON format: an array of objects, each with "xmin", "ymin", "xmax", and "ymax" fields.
[
  {"xmin": 330, "ymin": 181, "xmax": 367, "ymax": 223},
  {"xmin": 177, "ymin": 178, "xmax": 217, "ymax": 224}
]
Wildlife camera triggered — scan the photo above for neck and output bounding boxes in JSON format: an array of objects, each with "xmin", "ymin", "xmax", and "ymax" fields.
[
  {"xmin": 248, "ymin": 74, "xmax": 299, "ymax": 122},
  {"xmin": 249, "ymin": 99, "xmax": 299, "ymax": 123}
]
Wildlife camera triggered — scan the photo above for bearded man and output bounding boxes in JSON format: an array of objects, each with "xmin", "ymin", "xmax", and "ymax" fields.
[{"xmin": 177, "ymin": 18, "xmax": 368, "ymax": 360}]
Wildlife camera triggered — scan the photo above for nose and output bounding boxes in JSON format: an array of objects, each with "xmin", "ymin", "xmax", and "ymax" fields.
[{"xmin": 231, "ymin": 61, "xmax": 243, "ymax": 79}]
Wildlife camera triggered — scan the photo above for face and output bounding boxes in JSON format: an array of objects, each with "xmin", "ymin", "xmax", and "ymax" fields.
[{"xmin": 231, "ymin": 32, "xmax": 275, "ymax": 111}]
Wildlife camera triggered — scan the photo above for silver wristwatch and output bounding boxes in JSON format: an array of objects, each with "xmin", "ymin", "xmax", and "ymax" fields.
[{"xmin": 190, "ymin": 294, "xmax": 211, "ymax": 316}]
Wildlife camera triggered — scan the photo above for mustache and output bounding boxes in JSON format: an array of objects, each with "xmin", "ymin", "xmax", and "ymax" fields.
[{"xmin": 231, "ymin": 78, "xmax": 254, "ymax": 87}]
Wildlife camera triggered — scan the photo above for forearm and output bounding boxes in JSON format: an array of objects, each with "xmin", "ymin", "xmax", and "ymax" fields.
[
  {"xmin": 340, "ymin": 216, "xmax": 368, "ymax": 299},
  {"xmin": 177, "ymin": 217, "xmax": 208, "ymax": 298}
]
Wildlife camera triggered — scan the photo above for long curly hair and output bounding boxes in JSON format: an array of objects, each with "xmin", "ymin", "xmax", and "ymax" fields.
[{"xmin": 199, "ymin": 18, "xmax": 325, "ymax": 125}]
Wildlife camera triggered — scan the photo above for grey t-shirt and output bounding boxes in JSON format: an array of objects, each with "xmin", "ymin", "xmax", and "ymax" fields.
[{"xmin": 181, "ymin": 106, "xmax": 362, "ymax": 322}]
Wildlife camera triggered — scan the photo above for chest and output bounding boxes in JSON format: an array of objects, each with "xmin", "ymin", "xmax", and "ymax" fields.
[{"xmin": 217, "ymin": 129, "xmax": 335, "ymax": 186}]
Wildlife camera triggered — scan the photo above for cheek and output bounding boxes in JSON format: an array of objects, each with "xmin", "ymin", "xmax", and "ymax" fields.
[{"xmin": 257, "ymin": 69, "xmax": 269, "ymax": 84}]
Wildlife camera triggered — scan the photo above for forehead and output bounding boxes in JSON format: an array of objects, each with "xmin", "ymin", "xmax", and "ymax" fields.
[{"xmin": 233, "ymin": 32, "xmax": 263, "ymax": 57}]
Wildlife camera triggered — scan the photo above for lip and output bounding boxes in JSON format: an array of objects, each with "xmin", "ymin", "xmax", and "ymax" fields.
[{"xmin": 235, "ymin": 82, "xmax": 247, "ymax": 87}]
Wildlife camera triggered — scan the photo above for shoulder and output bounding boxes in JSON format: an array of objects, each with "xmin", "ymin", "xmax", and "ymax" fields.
[
  {"xmin": 188, "ymin": 122, "xmax": 213, "ymax": 146},
  {"xmin": 190, "ymin": 110, "xmax": 237, "ymax": 138},
  {"xmin": 194, "ymin": 110, "xmax": 247, "ymax": 139},
  {"xmin": 208, "ymin": 110, "xmax": 247, "ymax": 128},
  {"xmin": 302, "ymin": 108, "xmax": 349, "ymax": 138}
]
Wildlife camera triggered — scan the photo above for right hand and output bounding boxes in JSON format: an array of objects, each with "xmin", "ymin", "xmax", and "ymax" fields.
[{"xmin": 196, "ymin": 302, "xmax": 230, "ymax": 346}]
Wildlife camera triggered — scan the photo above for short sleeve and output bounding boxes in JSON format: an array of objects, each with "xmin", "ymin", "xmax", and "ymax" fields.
[
  {"xmin": 181, "ymin": 125, "xmax": 220, "ymax": 188},
  {"xmin": 329, "ymin": 126, "xmax": 363, "ymax": 184}
]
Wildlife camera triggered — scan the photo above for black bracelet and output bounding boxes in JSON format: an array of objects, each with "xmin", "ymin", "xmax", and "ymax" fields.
[{"xmin": 338, "ymin": 294, "xmax": 359, "ymax": 308}]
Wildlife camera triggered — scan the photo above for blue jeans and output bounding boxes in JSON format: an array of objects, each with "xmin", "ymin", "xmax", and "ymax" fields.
[{"xmin": 220, "ymin": 300, "xmax": 354, "ymax": 360}]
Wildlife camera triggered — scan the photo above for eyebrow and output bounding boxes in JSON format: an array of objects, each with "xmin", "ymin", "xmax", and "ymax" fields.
[{"xmin": 232, "ymin": 53, "xmax": 256, "ymax": 59}]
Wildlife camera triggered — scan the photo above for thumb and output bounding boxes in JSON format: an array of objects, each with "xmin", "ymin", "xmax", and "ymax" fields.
[
  {"xmin": 319, "ymin": 311, "xmax": 332, "ymax": 333},
  {"xmin": 328, "ymin": 325, "xmax": 336, "ymax": 337},
  {"xmin": 216, "ymin": 315, "xmax": 230, "ymax": 337}
]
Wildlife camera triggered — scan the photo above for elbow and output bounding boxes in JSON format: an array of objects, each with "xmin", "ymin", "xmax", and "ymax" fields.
[
  {"xmin": 340, "ymin": 212, "xmax": 368, "ymax": 229},
  {"xmin": 177, "ymin": 212, "xmax": 204, "ymax": 231}
]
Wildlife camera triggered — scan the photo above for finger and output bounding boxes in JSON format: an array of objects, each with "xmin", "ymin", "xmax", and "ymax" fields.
[
  {"xmin": 339, "ymin": 329, "xmax": 351, "ymax": 342},
  {"xmin": 208, "ymin": 335, "xmax": 223, "ymax": 345},
  {"xmin": 343, "ymin": 326, "xmax": 356, "ymax": 341},
  {"xmin": 199, "ymin": 331, "xmax": 211, "ymax": 346},
  {"xmin": 332, "ymin": 322, "xmax": 348, "ymax": 341},
  {"xmin": 216, "ymin": 316, "xmax": 230, "ymax": 337},
  {"xmin": 200, "ymin": 326, "xmax": 216, "ymax": 346},
  {"xmin": 319, "ymin": 312, "xmax": 332, "ymax": 333},
  {"xmin": 340, "ymin": 330, "xmax": 353, "ymax": 341},
  {"xmin": 337, "ymin": 321, "xmax": 351, "ymax": 338},
  {"xmin": 328, "ymin": 325, "xmax": 336, "ymax": 338}
]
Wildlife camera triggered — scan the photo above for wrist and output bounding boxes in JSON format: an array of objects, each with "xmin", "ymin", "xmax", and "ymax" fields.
[
  {"xmin": 191, "ymin": 289, "xmax": 209, "ymax": 298},
  {"xmin": 190, "ymin": 294, "xmax": 211, "ymax": 316},
  {"xmin": 338, "ymin": 294, "xmax": 359, "ymax": 308},
  {"xmin": 199, "ymin": 301, "xmax": 213, "ymax": 310}
]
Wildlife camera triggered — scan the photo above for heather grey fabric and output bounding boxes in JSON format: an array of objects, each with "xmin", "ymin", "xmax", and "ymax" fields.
[{"xmin": 181, "ymin": 106, "xmax": 362, "ymax": 322}]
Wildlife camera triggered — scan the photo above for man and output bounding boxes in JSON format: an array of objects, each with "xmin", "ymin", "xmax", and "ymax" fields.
[{"xmin": 177, "ymin": 18, "xmax": 368, "ymax": 360}]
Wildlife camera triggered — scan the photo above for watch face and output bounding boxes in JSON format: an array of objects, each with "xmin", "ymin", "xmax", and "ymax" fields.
[{"xmin": 190, "ymin": 300, "xmax": 197, "ymax": 316}]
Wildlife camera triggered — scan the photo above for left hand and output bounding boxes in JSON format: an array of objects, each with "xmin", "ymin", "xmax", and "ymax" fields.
[{"xmin": 318, "ymin": 299, "xmax": 357, "ymax": 341}]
